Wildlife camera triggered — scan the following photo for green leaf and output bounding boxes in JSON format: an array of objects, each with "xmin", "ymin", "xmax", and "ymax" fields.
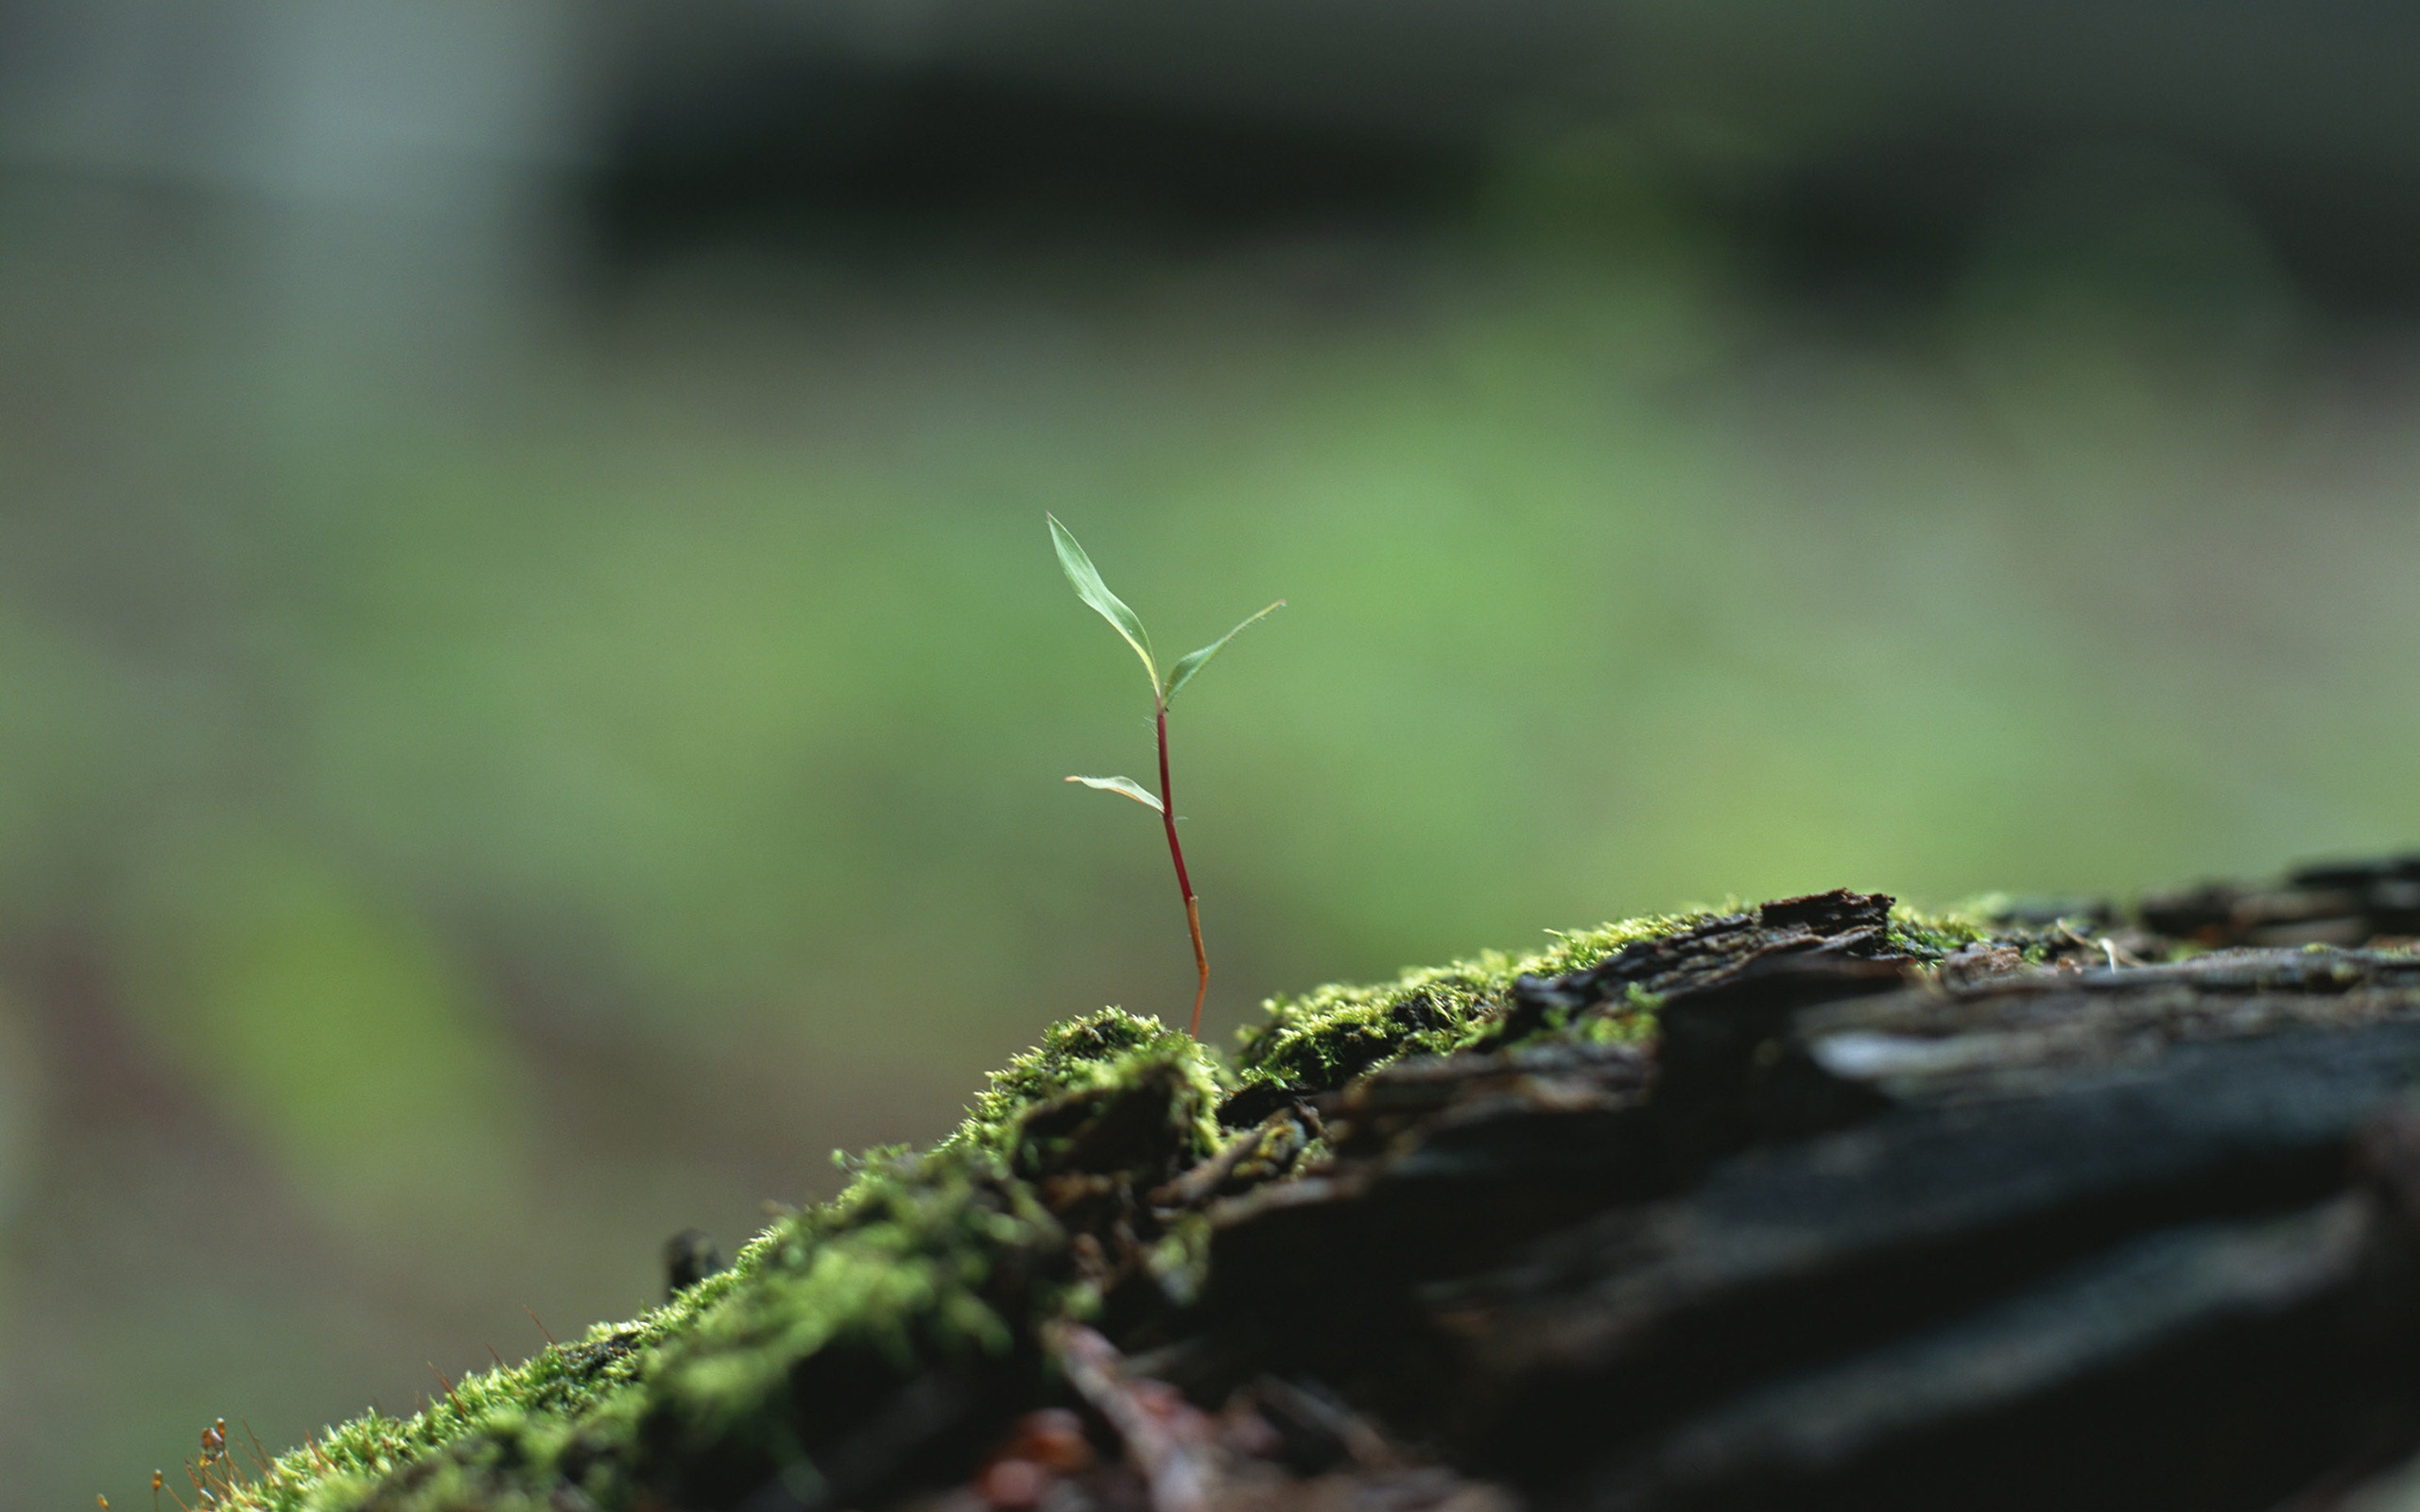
[
  {"xmin": 1063, "ymin": 775, "xmax": 1165, "ymax": 813},
  {"xmin": 1162, "ymin": 599, "xmax": 1285, "ymax": 704},
  {"xmin": 1047, "ymin": 513, "xmax": 1158, "ymax": 694}
]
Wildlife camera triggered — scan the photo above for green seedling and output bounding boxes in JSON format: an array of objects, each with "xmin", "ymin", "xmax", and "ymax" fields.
[{"xmin": 1049, "ymin": 513, "xmax": 1283, "ymax": 1037}]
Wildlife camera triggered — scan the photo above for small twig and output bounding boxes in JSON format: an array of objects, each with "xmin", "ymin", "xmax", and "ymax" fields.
[
  {"xmin": 2055, "ymin": 923, "xmax": 2135, "ymax": 971},
  {"xmin": 1148, "ymin": 1108, "xmax": 1304, "ymax": 1209},
  {"xmin": 1047, "ymin": 1324, "xmax": 1213, "ymax": 1512}
]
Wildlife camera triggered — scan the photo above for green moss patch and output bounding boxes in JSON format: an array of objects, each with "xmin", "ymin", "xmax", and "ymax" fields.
[{"xmin": 1232, "ymin": 912, "xmax": 1712, "ymax": 1097}]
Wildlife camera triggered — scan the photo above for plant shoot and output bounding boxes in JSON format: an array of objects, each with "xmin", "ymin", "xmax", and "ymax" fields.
[{"xmin": 1049, "ymin": 512, "xmax": 1282, "ymax": 1037}]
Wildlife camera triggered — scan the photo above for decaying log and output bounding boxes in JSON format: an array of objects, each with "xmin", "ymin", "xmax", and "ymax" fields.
[
  {"xmin": 622, "ymin": 867, "xmax": 2420, "ymax": 1512},
  {"xmin": 286, "ymin": 862, "xmax": 2420, "ymax": 1512},
  {"xmin": 1179, "ymin": 877, "xmax": 2420, "ymax": 1512}
]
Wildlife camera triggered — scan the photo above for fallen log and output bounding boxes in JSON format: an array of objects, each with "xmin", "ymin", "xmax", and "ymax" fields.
[{"xmin": 216, "ymin": 862, "xmax": 2420, "ymax": 1512}]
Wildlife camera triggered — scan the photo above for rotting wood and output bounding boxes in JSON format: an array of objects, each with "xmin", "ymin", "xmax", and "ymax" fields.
[{"xmin": 329, "ymin": 862, "xmax": 2420, "ymax": 1512}]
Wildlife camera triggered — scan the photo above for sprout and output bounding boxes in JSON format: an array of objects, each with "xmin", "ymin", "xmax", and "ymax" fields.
[{"xmin": 1049, "ymin": 513, "xmax": 1283, "ymax": 1037}]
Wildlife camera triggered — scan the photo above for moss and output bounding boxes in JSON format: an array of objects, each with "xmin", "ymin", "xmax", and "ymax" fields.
[
  {"xmin": 1233, "ymin": 911, "xmax": 1710, "ymax": 1093},
  {"xmin": 949, "ymin": 1007, "xmax": 1225, "ymax": 1168},
  {"xmin": 631, "ymin": 1145, "xmax": 1069, "ymax": 1509},
  {"xmin": 654, "ymin": 1154, "xmax": 1046, "ymax": 1419},
  {"xmin": 227, "ymin": 1147, "xmax": 1072, "ymax": 1512},
  {"xmin": 1889, "ymin": 895, "xmax": 2164, "ymax": 966},
  {"xmin": 229, "ymin": 1287, "xmax": 705, "ymax": 1512},
  {"xmin": 219, "ymin": 1010, "xmax": 1226, "ymax": 1512},
  {"xmin": 1886, "ymin": 900, "xmax": 2006, "ymax": 957}
]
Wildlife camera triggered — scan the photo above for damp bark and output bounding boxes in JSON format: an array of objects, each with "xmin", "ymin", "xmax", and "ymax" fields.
[{"xmin": 218, "ymin": 856, "xmax": 2420, "ymax": 1512}]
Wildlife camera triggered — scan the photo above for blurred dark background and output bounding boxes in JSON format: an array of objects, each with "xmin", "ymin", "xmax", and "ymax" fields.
[{"xmin": 4, "ymin": 1, "xmax": 2418, "ymax": 1505}]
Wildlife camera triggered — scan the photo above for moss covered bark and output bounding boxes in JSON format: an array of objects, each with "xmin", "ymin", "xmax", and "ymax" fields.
[{"xmin": 193, "ymin": 892, "xmax": 2079, "ymax": 1512}]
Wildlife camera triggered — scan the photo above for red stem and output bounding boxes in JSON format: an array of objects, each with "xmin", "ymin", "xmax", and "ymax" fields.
[{"xmin": 1155, "ymin": 700, "xmax": 1208, "ymax": 1037}]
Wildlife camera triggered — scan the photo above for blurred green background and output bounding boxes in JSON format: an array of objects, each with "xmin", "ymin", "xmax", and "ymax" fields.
[{"xmin": 5, "ymin": 2, "xmax": 2420, "ymax": 1506}]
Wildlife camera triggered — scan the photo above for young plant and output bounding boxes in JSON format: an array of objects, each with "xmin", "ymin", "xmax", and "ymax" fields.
[{"xmin": 1049, "ymin": 513, "xmax": 1283, "ymax": 1038}]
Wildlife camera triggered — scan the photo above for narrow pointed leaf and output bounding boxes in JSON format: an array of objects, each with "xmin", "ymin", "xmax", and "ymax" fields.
[
  {"xmin": 1047, "ymin": 513, "xmax": 1158, "ymax": 693},
  {"xmin": 1163, "ymin": 599, "xmax": 1285, "ymax": 704},
  {"xmin": 1063, "ymin": 774, "xmax": 1165, "ymax": 813}
]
